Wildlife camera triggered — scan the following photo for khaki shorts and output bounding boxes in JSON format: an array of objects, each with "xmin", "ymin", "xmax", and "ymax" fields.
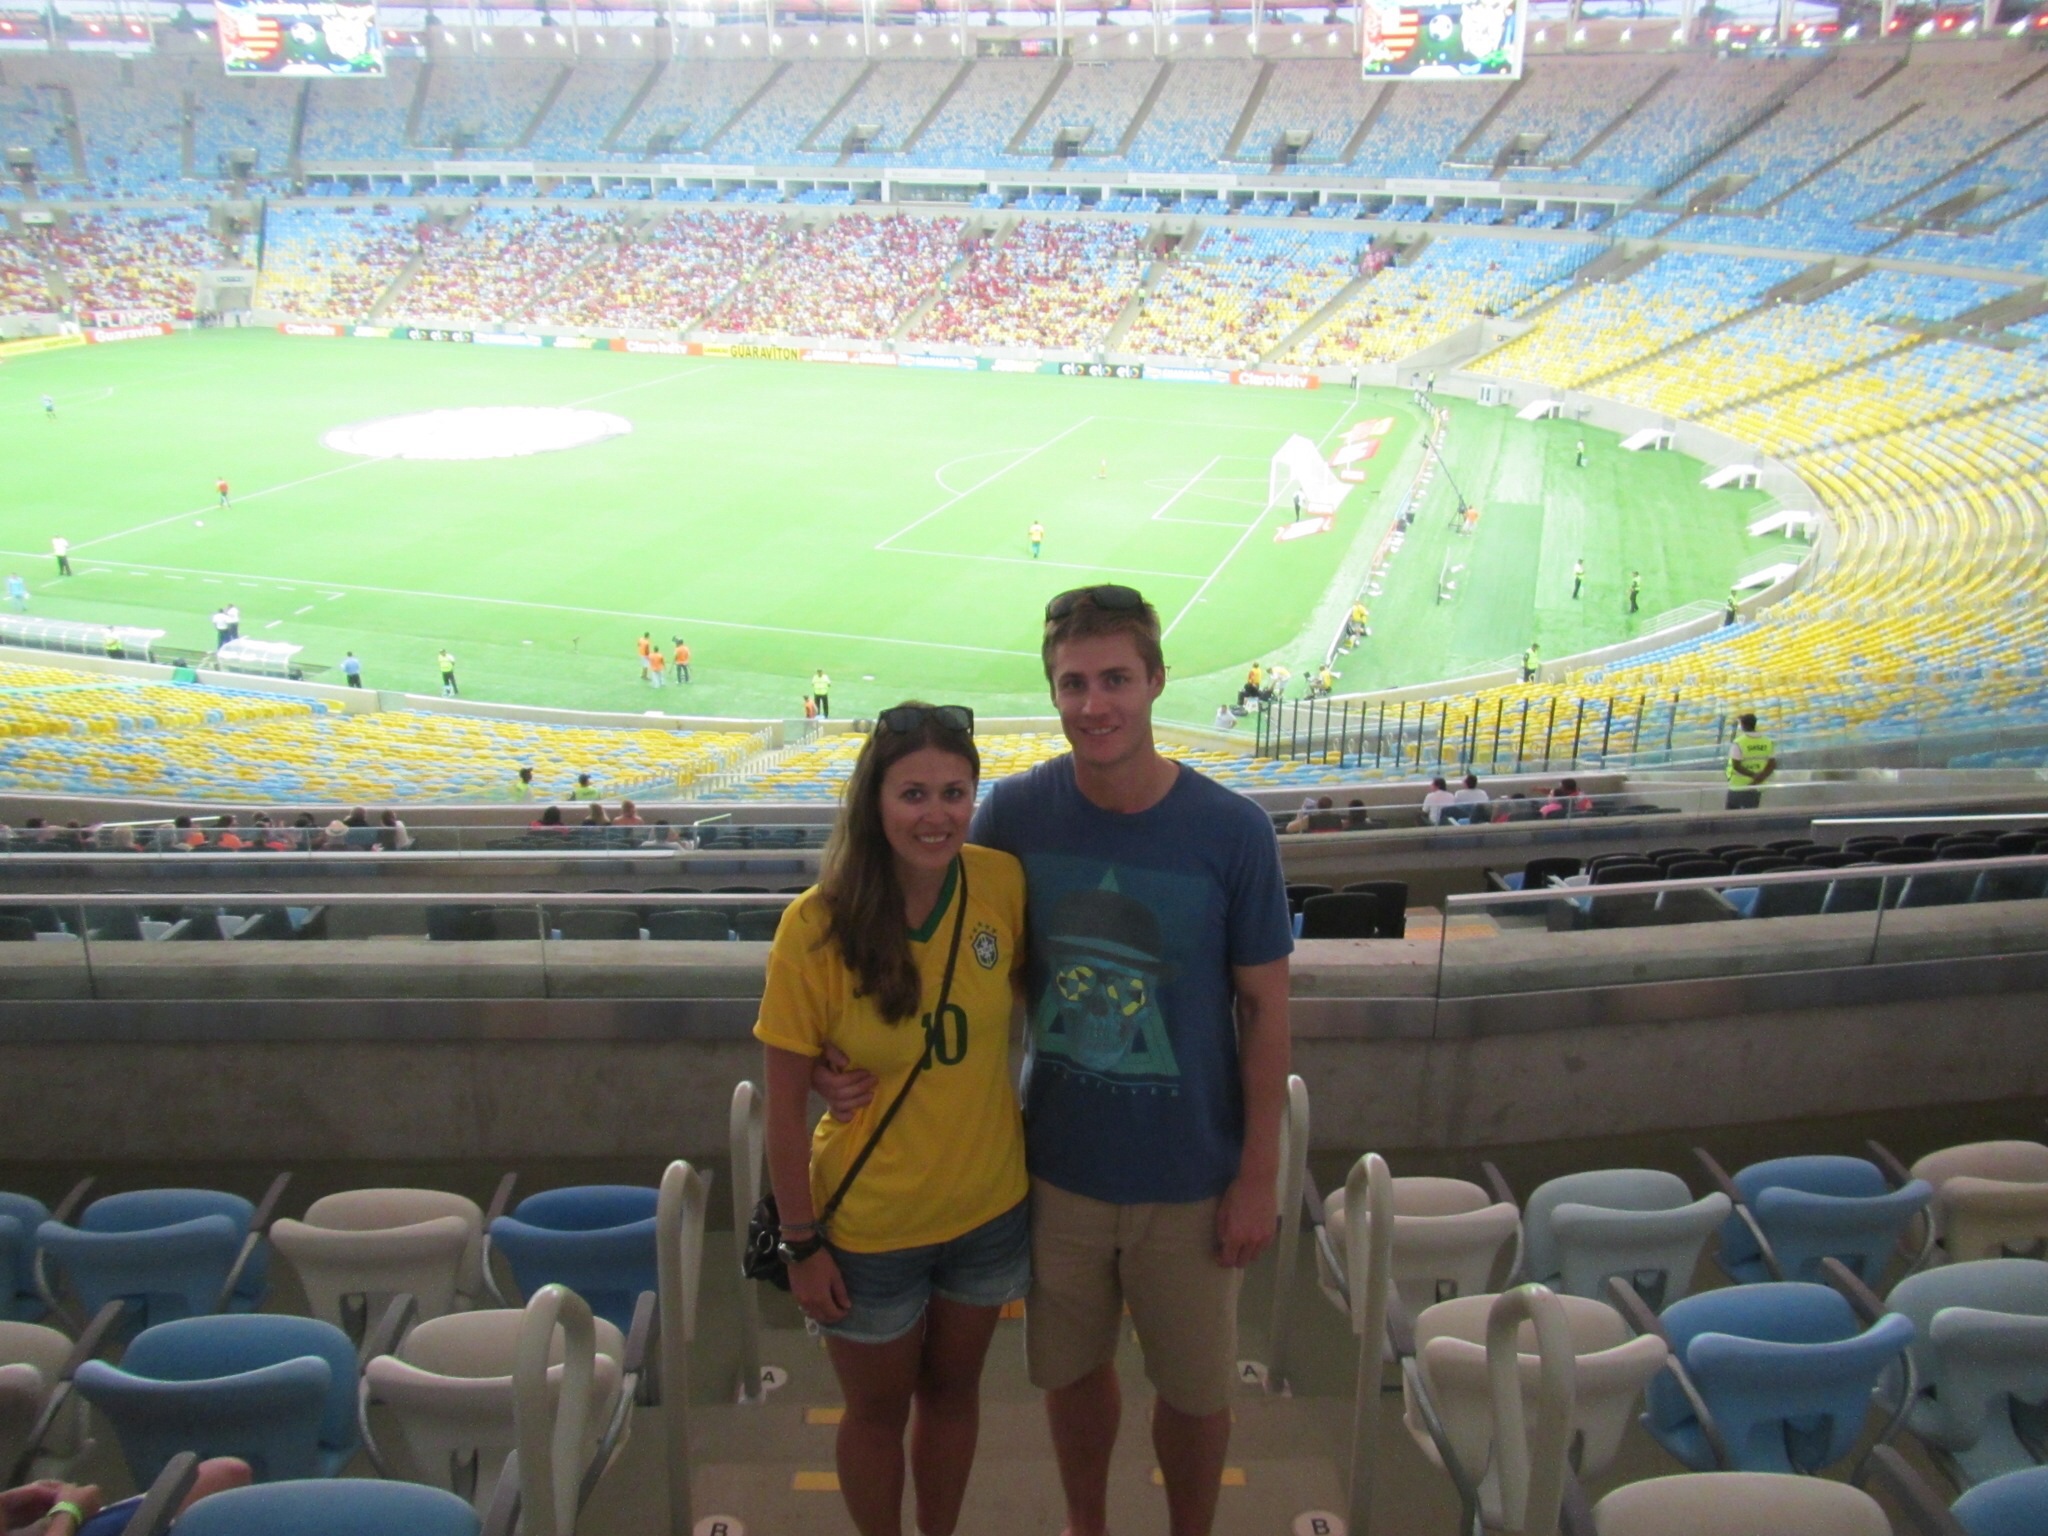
[{"xmin": 1025, "ymin": 1178, "xmax": 1241, "ymax": 1417}]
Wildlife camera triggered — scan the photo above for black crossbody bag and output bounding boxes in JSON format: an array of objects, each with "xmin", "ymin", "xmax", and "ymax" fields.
[{"xmin": 743, "ymin": 858, "xmax": 970, "ymax": 1291}]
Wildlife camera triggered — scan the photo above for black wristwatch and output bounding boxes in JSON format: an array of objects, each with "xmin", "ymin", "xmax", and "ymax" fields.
[{"xmin": 777, "ymin": 1231, "xmax": 826, "ymax": 1266}]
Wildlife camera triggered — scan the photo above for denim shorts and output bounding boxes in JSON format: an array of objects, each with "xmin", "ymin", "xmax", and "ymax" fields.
[{"xmin": 821, "ymin": 1198, "xmax": 1031, "ymax": 1345}]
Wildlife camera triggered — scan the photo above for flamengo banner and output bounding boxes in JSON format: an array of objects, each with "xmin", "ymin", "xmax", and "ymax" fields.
[
  {"xmin": 84, "ymin": 308, "xmax": 173, "ymax": 328},
  {"xmin": 1233, "ymin": 370, "xmax": 1319, "ymax": 390},
  {"xmin": 278, "ymin": 321, "xmax": 344, "ymax": 337},
  {"xmin": 87, "ymin": 323, "xmax": 173, "ymax": 343}
]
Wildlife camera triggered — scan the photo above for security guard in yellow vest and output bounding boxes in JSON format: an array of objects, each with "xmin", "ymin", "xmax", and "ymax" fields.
[
  {"xmin": 102, "ymin": 629, "xmax": 124, "ymax": 661},
  {"xmin": 1726, "ymin": 712, "xmax": 1777, "ymax": 810}
]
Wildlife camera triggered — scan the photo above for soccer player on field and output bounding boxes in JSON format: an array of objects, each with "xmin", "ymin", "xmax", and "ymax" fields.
[
  {"xmin": 41, "ymin": 394, "xmax": 54, "ymax": 419},
  {"xmin": 1029, "ymin": 520, "xmax": 1045, "ymax": 559},
  {"xmin": 216, "ymin": 477, "xmax": 230, "ymax": 506}
]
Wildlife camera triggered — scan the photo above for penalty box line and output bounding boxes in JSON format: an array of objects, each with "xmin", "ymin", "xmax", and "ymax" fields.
[
  {"xmin": 877, "ymin": 415, "xmax": 1098, "ymax": 553},
  {"xmin": 1, "ymin": 550, "xmax": 1042, "ymax": 660},
  {"xmin": 1160, "ymin": 396, "xmax": 1367, "ymax": 641}
]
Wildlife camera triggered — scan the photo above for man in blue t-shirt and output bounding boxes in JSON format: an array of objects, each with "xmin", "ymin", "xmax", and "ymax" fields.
[
  {"xmin": 975, "ymin": 585, "xmax": 1292, "ymax": 1536},
  {"xmin": 811, "ymin": 585, "xmax": 1293, "ymax": 1536}
]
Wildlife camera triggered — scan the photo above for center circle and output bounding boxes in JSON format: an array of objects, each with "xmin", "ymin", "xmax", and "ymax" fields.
[{"xmin": 323, "ymin": 405, "xmax": 633, "ymax": 461}]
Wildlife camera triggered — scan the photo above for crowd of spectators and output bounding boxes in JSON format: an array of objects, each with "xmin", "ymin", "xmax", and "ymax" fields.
[
  {"xmin": 910, "ymin": 217, "xmax": 1147, "ymax": 351},
  {"xmin": 530, "ymin": 209, "xmax": 788, "ymax": 331},
  {"xmin": 1123, "ymin": 227, "xmax": 1370, "ymax": 363},
  {"xmin": 50, "ymin": 210, "xmax": 233, "ymax": 323},
  {"xmin": 0, "ymin": 233, "xmax": 54, "ymax": 313},
  {"xmin": 1, "ymin": 807, "xmax": 415, "ymax": 853},
  {"xmin": 711, "ymin": 212, "xmax": 962, "ymax": 340},
  {"xmin": 389, "ymin": 206, "xmax": 621, "ymax": 325},
  {"xmin": 254, "ymin": 206, "xmax": 431, "ymax": 321}
]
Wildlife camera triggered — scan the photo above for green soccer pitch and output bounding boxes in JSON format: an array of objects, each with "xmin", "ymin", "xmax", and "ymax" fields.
[{"xmin": 0, "ymin": 329, "xmax": 1776, "ymax": 725}]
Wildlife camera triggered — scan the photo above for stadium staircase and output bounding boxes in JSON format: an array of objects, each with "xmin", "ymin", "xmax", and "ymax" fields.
[
  {"xmin": 367, "ymin": 210, "xmax": 473, "ymax": 322},
  {"xmin": 284, "ymin": 80, "xmax": 310, "ymax": 178},
  {"xmin": 402, "ymin": 62, "xmax": 434, "ymax": 148},
  {"xmin": 516, "ymin": 65, "xmax": 575, "ymax": 151},
  {"xmin": 1220, "ymin": 62, "xmax": 1274, "ymax": 162},
  {"xmin": 1868, "ymin": 102, "xmax": 2048, "ymax": 243},
  {"xmin": 603, "ymin": 61, "xmax": 667, "ymax": 154},
  {"xmin": 897, "ymin": 61, "xmax": 971, "ymax": 156},
  {"xmin": 51, "ymin": 86, "xmax": 85, "ymax": 180},
  {"xmin": 1561, "ymin": 63, "xmax": 1679, "ymax": 174},
  {"xmin": 1260, "ymin": 267, "xmax": 1381, "ymax": 367},
  {"xmin": 1102, "ymin": 225, "xmax": 1186, "ymax": 353},
  {"xmin": 1004, "ymin": 60, "xmax": 1072, "ymax": 158},
  {"xmin": 178, "ymin": 91, "xmax": 197, "ymax": 180},
  {"xmin": 890, "ymin": 224, "xmax": 982, "ymax": 341}
]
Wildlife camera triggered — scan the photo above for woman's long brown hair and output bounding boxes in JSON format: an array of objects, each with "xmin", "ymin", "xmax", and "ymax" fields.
[{"xmin": 816, "ymin": 706, "xmax": 980, "ymax": 1023}]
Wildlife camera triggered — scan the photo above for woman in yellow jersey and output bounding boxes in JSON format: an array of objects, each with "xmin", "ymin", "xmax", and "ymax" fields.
[{"xmin": 756, "ymin": 703, "xmax": 1028, "ymax": 1536}]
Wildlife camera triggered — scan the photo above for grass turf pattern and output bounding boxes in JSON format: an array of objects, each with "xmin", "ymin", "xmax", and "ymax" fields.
[{"xmin": 0, "ymin": 330, "xmax": 1775, "ymax": 726}]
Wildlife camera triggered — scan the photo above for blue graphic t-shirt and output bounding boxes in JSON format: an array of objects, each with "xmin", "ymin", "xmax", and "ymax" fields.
[{"xmin": 968, "ymin": 755, "xmax": 1293, "ymax": 1205}]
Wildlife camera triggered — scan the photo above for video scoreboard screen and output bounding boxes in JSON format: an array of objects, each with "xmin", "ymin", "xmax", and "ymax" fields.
[
  {"xmin": 216, "ymin": 0, "xmax": 383, "ymax": 76},
  {"xmin": 1361, "ymin": 0, "xmax": 1524, "ymax": 78}
]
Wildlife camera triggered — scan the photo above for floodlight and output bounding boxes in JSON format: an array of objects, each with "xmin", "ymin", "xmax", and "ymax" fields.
[
  {"xmin": 877, "ymin": 30, "xmax": 889, "ymax": 43},
  {"xmin": 1087, "ymin": 29, "xmax": 1097, "ymax": 42},
  {"xmin": 1571, "ymin": 25, "xmax": 1585, "ymax": 41},
  {"xmin": 1670, "ymin": 24, "xmax": 1683, "ymax": 40},
  {"xmin": 1126, "ymin": 28, "xmax": 1137, "ymax": 42},
  {"xmin": 1290, "ymin": 28, "xmax": 1301, "ymax": 42},
  {"xmin": 1534, "ymin": 26, "xmax": 1546, "ymax": 40},
  {"xmin": 523, "ymin": 30, "xmax": 534, "ymax": 42},
  {"xmin": 1325, "ymin": 29, "xmax": 1337, "ymax": 43},
  {"xmin": 1619, "ymin": 26, "xmax": 1631, "ymax": 39},
  {"xmin": 1203, "ymin": 29, "xmax": 1212, "ymax": 42},
  {"xmin": 1168, "ymin": 30, "xmax": 1178, "ymax": 44},
  {"xmin": 845, "ymin": 30, "xmax": 857, "ymax": 44},
  {"xmin": 912, "ymin": 30, "xmax": 923, "ymax": 42}
]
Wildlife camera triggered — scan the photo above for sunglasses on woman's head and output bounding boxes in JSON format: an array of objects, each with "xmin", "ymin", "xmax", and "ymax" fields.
[
  {"xmin": 1044, "ymin": 584, "xmax": 1147, "ymax": 622},
  {"xmin": 877, "ymin": 704, "xmax": 975, "ymax": 736}
]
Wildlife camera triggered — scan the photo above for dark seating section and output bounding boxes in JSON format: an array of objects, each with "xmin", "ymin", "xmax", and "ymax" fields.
[
  {"xmin": 1300, "ymin": 893, "xmax": 1384, "ymax": 940},
  {"xmin": 1487, "ymin": 825, "xmax": 2048, "ymax": 927},
  {"xmin": 1341, "ymin": 881, "xmax": 1409, "ymax": 938}
]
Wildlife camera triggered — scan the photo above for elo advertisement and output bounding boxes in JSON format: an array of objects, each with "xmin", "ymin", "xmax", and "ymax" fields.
[
  {"xmin": 1360, "ymin": 0, "xmax": 1524, "ymax": 78},
  {"xmin": 216, "ymin": 0, "xmax": 383, "ymax": 75}
]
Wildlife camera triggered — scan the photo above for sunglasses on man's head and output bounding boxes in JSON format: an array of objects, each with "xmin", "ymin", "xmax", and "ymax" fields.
[
  {"xmin": 877, "ymin": 704, "xmax": 975, "ymax": 736},
  {"xmin": 1044, "ymin": 584, "xmax": 1147, "ymax": 622}
]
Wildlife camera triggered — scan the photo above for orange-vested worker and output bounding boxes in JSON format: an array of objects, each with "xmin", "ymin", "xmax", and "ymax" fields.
[{"xmin": 673, "ymin": 637, "xmax": 691, "ymax": 683}]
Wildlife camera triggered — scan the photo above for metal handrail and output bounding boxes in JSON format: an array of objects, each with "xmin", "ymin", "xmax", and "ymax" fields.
[{"xmin": 1447, "ymin": 850, "xmax": 2048, "ymax": 911}]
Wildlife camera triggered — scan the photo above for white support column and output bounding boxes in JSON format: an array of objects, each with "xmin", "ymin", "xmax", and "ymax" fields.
[
  {"xmin": 1055, "ymin": 0, "xmax": 1064, "ymax": 52},
  {"xmin": 1776, "ymin": 0, "xmax": 1794, "ymax": 40},
  {"xmin": 1879, "ymin": 0, "xmax": 1896, "ymax": 37},
  {"xmin": 1980, "ymin": 0, "xmax": 1997, "ymax": 33}
]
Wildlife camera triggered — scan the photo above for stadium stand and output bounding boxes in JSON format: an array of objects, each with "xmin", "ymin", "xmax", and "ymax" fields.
[
  {"xmin": 0, "ymin": 67, "xmax": 81, "ymax": 179},
  {"xmin": 416, "ymin": 58, "xmax": 563, "ymax": 153},
  {"xmin": 527, "ymin": 208, "xmax": 788, "ymax": 331},
  {"xmin": 186, "ymin": 67, "xmax": 298, "ymax": 183},
  {"xmin": 49, "ymin": 210, "xmax": 232, "ymax": 324},
  {"xmin": 1478, "ymin": 251, "xmax": 1807, "ymax": 389},
  {"xmin": 609, "ymin": 56, "xmax": 776, "ymax": 159},
  {"xmin": 910, "ymin": 216, "xmax": 1148, "ymax": 351},
  {"xmin": 1348, "ymin": 79, "xmax": 1510, "ymax": 178},
  {"xmin": 812, "ymin": 59, "xmax": 963, "ymax": 163},
  {"xmin": 385, "ymin": 205, "xmax": 619, "ymax": 325},
  {"xmin": 1296, "ymin": 237, "xmax": 1593, "ymax": 367},
  {"xmin": 711, "ymin": 58, "xmax": 865, "ymax": 165},
  {"xmin": 298, "ymin": 59, "xmax": 422, "ymax": 161},
  {"xmin": 1461, "ymin": 56, "xmax": 1670, "ymax": 179},
  {"xmin": 520, "ymin": 60, "xmax": 642, "ymax": 161},
  {"xmin": 1230, "ymin": 58, "xmax": 1369, "ymax": 169},
  {"xmin": 0, "ymin": 231, "xmax": 55, "ymax": 314},
  {"xmin": 1121, "ymin": 59, "xmax": 1263, "ymax": 172},
  {"xmin": 66, "ymin": 58, "xmax": 191, "ymax": 196},
  {"xmin": 895, "ymin": 56, "xmax": 1057, "ymax": 168},
  {"xmin": 0, "ymin": 664, "xmax": 763, "ymax": 802},
  {"xmin": 1123, "ymin": 225, "xmax": 1371, "ymax": 363},
  {"xmin": 252, "ymin": 205, "xmax": 425, "ymax": 321},
  {"xmin": 1015, "ymin": 58, "xmax": 1161, "ymax": 159},
  {"xmin": 709, "ymin": 211, "xmax": 961, "ymax": 340}
]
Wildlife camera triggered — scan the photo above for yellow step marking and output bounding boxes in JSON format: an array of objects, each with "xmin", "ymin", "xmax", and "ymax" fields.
[
  {"xmin": 805, "ymin": 1407, "xmax": 845, "ymax": 1425},
  {"xmin": 793, "ymin": 1471, "xmax": 841, "ymax": 1492},
  {"xmin": 1150, "ymin": 1468, "xmax": 1246, "ymax": 1487},
  {"xmin": 999, "ymin": 1299, "xmax": 1026, "ymax": 1320}
]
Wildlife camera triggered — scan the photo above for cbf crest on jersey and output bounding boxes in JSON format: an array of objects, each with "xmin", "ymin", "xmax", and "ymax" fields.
[{"xmin": 971, "ymin": 923, "xmax": 1000, "ymax": 971}]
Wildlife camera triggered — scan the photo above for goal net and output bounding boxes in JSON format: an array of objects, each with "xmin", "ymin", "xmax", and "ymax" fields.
[{"xmin": 1268, "ymin": 435, "xmax": 1349, "ymax": 517}]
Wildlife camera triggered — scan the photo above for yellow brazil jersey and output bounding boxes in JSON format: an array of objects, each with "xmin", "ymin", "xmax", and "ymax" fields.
[{"xmin": 753, "ymin": 844, "xmax": 1028, "ymax": 1254}]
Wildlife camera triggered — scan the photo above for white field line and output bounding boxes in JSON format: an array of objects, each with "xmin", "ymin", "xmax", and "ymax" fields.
[
  {"xmin": 71, "ymin": 457, "xmax": 384, "ymax": 552},
  {"xmin": 1150, "ymin": 455, "xmax": 1255, "ymax": 530},
  {"xmin": 1160, "ymin": 397, "xmax": 1364, "ymax": 641},
  {"xmin": 0, "ymin": 550, "xmax": 1041, "ymax": 659},
  {"xmin": 876, "ymin": 416, "xmax": 1097, "ymax": 551}
]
